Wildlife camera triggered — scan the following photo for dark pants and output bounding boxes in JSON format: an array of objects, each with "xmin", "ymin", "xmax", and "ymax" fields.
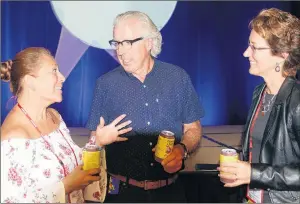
[{"xmin": 104, "ymin": 176, "xmax": 187, "ymax": 203}]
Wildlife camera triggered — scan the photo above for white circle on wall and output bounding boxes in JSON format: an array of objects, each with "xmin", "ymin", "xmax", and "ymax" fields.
[{"xmin": 50, "ymin": 1, "xmax": 177, "ymax": 49}]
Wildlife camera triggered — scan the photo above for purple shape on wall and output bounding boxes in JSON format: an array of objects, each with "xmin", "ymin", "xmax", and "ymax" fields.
[
  {"xmin": 105, "ymin": 49, "xmax": 119, "ymax": 62},
  {"xmin": 55, "ymin": 27, "xmax": 89, "ymax": 78}
]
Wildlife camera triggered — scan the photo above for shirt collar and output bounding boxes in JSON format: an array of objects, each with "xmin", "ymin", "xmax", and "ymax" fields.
[{"xmin": 121, "ymin": 58, "xmax": 159, "ymax": 80}]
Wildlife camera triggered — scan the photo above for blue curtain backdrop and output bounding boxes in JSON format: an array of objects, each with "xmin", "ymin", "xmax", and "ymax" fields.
[{"xmin": 1, "ymin": 1, "xmax": 292, "ymax": 127}]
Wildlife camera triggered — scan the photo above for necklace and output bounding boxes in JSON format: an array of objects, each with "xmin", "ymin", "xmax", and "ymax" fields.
[{"xmin": 261, "ymin": 92, "xmax": 276, "ymax": 116}]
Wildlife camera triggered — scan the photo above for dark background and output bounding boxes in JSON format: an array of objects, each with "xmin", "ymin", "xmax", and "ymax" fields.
[{"xmin": 1, "ymin": 1, "xmax": 299, "ymax": 127}]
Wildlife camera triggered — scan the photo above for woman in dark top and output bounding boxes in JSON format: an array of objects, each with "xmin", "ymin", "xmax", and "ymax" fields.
[{"xmin": 218, "ymin": 8, "xmax": 300, "ymax": 203}]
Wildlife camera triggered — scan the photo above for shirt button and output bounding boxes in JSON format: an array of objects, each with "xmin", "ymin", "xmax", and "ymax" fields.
[
  {"xmin": 150, "ymin": 163, "xmax": 154, "ymax": 166},
  {"xmin": 147, "ymin": 121, "xmax": 150, "ymax": 125},
  {"xmin": 156, "ymin": 98, "xmax": 159, "ymax": 102},
  {"xmin": 149, "ymin": 142, "xmax": 152, "ymax": 146},
  {"xmin": 143, "ymin": 85, "xmax": 146, "ymax": 88},
  {"xmin": 145, "ymin": 103, "xmax": 149, "ymax": 106}
]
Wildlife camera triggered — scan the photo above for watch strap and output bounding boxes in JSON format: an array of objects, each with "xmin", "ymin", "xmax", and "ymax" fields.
[{"xmin": 179, "ymin": 142, "xmax": 188, "ymax": 160}]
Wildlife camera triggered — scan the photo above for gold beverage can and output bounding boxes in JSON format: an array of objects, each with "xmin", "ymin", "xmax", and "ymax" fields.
[
  {"xmin": 82, "ymin": 144, "xmax": 101, "ymax": 171},
  {"xmin": 219, "ymin": 148, "xmax": 238, "ymax": 183},
  {"xmin": 155, "ymin": 130, "xmax": 175, "ymax": 162}
]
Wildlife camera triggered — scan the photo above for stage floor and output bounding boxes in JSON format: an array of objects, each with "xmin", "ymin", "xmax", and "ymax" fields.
[{"xmin": 69, "ymin": 125, "xmax": 244, "ymax": 172}]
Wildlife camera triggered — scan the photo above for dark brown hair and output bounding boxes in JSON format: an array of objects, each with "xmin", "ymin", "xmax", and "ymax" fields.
[
  {"xmin": 250, "ymin": 8, "xmax": 300, "ymax": 76},
  {"xmin": 1, "ymin": 47, "xmax": 51, "ymax": 95}
]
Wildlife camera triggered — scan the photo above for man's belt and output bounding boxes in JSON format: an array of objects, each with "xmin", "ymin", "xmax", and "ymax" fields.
[{"xmin": 109, "ymin": 173, "xmax": 178, "ymax": 190}]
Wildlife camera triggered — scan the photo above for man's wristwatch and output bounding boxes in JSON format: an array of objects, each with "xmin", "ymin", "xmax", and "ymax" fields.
[{"xmin": 178, "ymin": 142, "xmax": 189, "ymax": 160}]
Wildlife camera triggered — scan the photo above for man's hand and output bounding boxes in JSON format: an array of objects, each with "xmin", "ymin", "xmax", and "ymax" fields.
[
  {"xmin": 155, "ymin": 144, "xmax": 185, "ymax": 173},
  {"xmin": 95, "ymin": 114, "xmax": 132, "ymax": 146}
]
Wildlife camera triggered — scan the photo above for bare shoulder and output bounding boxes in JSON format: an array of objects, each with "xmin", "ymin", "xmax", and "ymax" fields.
[
  {"xmin": 1, "ymin": 122, "xmax": 30, "ymax": 141},
  {"xmin": 1, "ymin": 109, "xmax": 31, "ymax": 141},
  {"xmin": 1, "ymin": 128, "xmax": 30, "ymax": 141}
]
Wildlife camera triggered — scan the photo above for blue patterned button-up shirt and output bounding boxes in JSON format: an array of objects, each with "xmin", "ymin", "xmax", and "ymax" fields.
[{"xmin": 86, "ymin": 59, "xmax": 204, "ymax": 179}]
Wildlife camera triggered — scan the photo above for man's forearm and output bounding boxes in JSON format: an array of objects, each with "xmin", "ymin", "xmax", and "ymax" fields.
[{"xmin": 181, "ymin": 127, "xmax": 202, "ymax": 154}]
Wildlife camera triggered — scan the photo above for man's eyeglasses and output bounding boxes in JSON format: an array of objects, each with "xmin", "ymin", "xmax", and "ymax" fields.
[
  {"xmin": 109, "ymin": 37, "xmax": 144, "ymax": 50},
  {"xmin": 248, "ymin": 43, "xmax": 271, "ymax": 53}
]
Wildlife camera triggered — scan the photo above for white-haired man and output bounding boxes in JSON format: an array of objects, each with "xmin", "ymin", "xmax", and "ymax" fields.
[{"xmin": 86, "ymin": 11, "xmax": 205, "ymax": 202}]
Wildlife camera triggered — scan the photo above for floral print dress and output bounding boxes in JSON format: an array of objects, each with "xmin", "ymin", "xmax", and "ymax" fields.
[{"xmin": 1, "ymin": 117, "xmax": 107, "ymax": 203}]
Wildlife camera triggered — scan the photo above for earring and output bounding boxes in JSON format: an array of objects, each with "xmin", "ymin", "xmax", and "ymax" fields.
[{"xmin": 275, "ymin": 62, "xmax": 280, "ymax": 72}]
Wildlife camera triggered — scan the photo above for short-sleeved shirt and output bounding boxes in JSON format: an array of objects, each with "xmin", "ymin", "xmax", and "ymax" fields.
[{"xmin": 86, "ymin": 59, "xmax": 204, "ymax": 180}]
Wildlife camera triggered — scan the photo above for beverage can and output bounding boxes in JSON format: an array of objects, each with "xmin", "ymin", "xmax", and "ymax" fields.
[
  {"xmin": 82, "ymin": 144, "xmax": 101, "ymax": 171},
  {"xmin": 155, "ymin": 130, "xmax": 175, "ymax": 162},
  {"xmin": 219, "ymin": 148, "xmax": 238, "ymax": 183}
]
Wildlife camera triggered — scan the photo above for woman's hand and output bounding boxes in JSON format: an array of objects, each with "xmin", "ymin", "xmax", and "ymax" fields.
[
  {"xmin": 95, "ymin": 114, "xmax": 132, "ymax": 147},
  {"xmin": 217, "ymin": 160, "xmax": 251, "ymax": 187},
  {"xmin": 62, "ymin": 165, "xmax": 101, "ymax": 194}
]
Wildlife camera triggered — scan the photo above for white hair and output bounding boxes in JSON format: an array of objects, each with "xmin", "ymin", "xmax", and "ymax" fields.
[{"xmin": 113, "ymin": 11, "xmax": 162, "ymax": 58}]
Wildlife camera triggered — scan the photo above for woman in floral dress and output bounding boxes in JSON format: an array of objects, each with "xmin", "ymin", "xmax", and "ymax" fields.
[{"xmin": 1, "ymin": 47, "xmax": 132, "ymax": 203}]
